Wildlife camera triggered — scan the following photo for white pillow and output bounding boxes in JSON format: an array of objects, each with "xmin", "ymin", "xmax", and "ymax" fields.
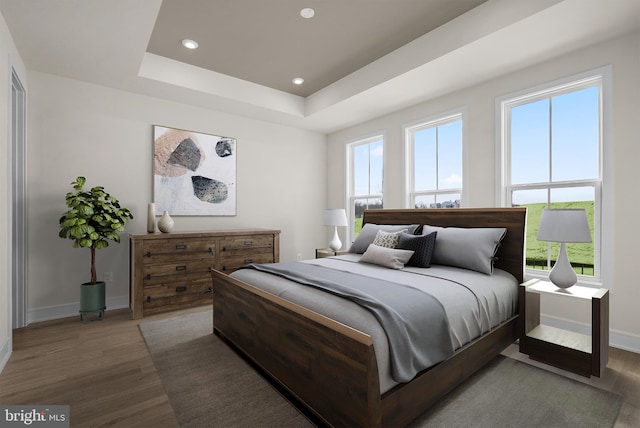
[{"xmin": 359, "ymin": 244, "xmax": 415, "ymax": 269}]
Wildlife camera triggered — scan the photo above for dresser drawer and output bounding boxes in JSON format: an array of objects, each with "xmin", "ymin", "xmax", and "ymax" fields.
[
  {"xmin": 130, "ymin": 229, "xmax": 280, "ymax": 319},
  {"xmin": 142, "ymin": 238, "xmax": 215, "ymax": 264},
  {"xmin": 143, "ymin": 260, "xmax": 214, "ymax": 286},
  {"xmin": 221, "ymin": 235, "xmax": 274, "ymax": 257},
  {"xmin": 219, "ymin": 253, "xmax": 275, "ymax": 273},
  {"xmin": 144, "ymin": 276, "xmax": 213, "ymax": 302},
  {"xmin": 143, "ymin": 277, "xmax": 213, "ymax": 315}
]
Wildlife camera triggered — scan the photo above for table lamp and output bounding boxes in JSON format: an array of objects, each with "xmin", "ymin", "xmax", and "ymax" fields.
[
  {"xmin": 536, "ymin": 208, "xmax": 592, "ymax": 288},
  {"xmin": 324, "ymin": 209, "xmax": 348, "ymax": 251}
]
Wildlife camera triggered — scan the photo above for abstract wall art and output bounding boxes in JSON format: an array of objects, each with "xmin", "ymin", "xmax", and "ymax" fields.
[{"xmin": 153, "ymin": 125, "xmax": 236, "ymax": 216}]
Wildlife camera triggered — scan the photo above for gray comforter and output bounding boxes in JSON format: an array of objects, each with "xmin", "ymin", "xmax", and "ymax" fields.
[
  {"xmin": 231, "ymin": 254, "xmax": 518, "ymax": 393},
  {"xmin": 246, "ymin": 261, "xmax": 455, "ymax": 383}
]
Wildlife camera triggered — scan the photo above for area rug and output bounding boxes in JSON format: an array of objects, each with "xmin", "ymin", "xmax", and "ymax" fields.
[{"xmin": 139, "ymin": 310, "xmax": 623, "ymax": 428}]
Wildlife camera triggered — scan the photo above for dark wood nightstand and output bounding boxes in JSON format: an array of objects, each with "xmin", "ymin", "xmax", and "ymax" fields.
[
  {"xmin": 518, "ymin": 278, "xmax": 609, "ymax": 377},
  {"xmin": 315, "ymin": 248, "xmax": 348, "ymax": 259}
]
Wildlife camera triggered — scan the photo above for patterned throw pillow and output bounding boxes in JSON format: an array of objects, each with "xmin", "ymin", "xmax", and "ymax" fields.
[
  {"xmin": 397, "ymin": 231, "xmax": 437, "ymax": 268},
  {"xmin": 371, "ymin": 229, "xmax": 406, "ymax": 249}
]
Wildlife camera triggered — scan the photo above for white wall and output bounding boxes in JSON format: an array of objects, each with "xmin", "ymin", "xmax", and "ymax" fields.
[
  {"xmin": 25, "ymin": 71, "xmax": 327, "ymax": 322},
  {"xmin": 328, "ymin": 31, "xmax": 640, "ymax": 352},
  {"xmin": 0, "ymin": 12, "xmax": 26, "ymax": 372}
]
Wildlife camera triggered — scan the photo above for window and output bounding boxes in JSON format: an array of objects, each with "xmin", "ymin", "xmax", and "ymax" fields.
[
  {"xmin": 405, "ymin": 114, "xmax": 462, "ymax": 208},
  {"xmin": 499, "ymin": 72, "xmax": 606, "ymax": 283},
  {"xmin": 347, "ymin": 135, "xmax": 384, "ymax": 240}
]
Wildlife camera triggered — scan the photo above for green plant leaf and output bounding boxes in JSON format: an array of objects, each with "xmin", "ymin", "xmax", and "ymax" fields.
[
  {"xmin": 72, "ymin": 176, "xmax": 86, "ymax": 190},
  {"xmin": 59, "ymin": 176, "xmax": 133, "ymax": 283}
]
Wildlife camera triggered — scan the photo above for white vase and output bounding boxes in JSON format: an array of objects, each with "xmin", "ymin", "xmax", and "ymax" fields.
[
  {"xmin": 157, "ymin": 210, "xmax": 174, "ymax": 233},
  {"xmin": 146, "ymin": 203, "xmax": 156, "ymax": 233}
]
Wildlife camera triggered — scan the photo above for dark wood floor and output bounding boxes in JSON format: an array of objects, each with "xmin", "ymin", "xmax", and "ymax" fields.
[{"xmin": 1, "ymin": 306, "xmax": 638, "ymax": 427}]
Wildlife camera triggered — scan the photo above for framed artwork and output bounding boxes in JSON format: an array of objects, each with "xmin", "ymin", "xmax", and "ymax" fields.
[{"xmin": 153, "ymin": 125, "xmax": 236, "ymax": 216}]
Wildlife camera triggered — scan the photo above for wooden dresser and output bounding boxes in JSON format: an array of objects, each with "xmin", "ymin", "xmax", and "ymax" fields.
[{"xmin": 129, "ymin": 229, "xmax": 280, "ymax": 319}]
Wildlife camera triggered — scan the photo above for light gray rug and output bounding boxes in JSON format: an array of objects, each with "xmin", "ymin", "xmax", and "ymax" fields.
[{"xmin": 139, "ymin": 310, "xmax": 622, "ymax": 428}]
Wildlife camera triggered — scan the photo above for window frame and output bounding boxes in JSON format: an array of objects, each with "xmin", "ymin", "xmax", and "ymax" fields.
[
  {"xmin": 404, "ymin": 111, "xmax": 465, "ymax": 209},
  {"xmin": 346, "ymin": 133, "xmax": 385, "ymax": 243},
  {"xmin": 496, "ymin": 67, "xmax": 612, "ymax": 288}
]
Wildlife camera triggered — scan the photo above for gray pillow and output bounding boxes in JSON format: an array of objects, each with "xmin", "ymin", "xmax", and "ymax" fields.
[
  {"xmin": 421, "ymin": 225, "xmax": 507, "ymax": 274},
  {"xmin": 359, "ymin": 244, "xmax": 415, "ymax": 269},
  {"xmin": 348, "ymin": 223, "xmax": 419, "ymax": 254}
]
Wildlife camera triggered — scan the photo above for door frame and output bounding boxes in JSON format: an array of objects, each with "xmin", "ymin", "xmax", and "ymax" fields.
[{"xmin": 11, "ymin": 67, "xmax": 27, "ymax": 329}]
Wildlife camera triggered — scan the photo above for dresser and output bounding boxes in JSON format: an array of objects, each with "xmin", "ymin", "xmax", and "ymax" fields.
[{"xmin": 129, "ymin": 229, "xmax": 280, "ymax": 319}]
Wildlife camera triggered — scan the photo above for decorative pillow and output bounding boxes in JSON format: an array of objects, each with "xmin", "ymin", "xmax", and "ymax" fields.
[
  {"xmin": 371, "ymin": 229, "xmax": 406, "ymax": 248},
  {"xmin": 421, "ymin": 225, "xmax": 507, "ymax": 274},
  {"xmin": 397, "ymin": 231, "xmax": 437, "ymax": 268},
  {"xmin": 348, "ymin": 223, "xmax": 419, "ymax": 254},
  {"xmin": 359, "ymin": 244, "xmax": 415, "ymax": 269}
]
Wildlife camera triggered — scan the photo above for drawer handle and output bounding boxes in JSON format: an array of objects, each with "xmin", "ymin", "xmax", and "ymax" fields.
[
  {"xmin": 244, "ymin": 259, "xmax": 253, "ymax": 264},
  {"xmin": 176, "ymin": 244, "xmax": 187, "ymax": 250},
  {"xmin": 176, "ymin": 286, "xmax": 187, "ymax": 292},
  {"xmin": 176, "ymin": 265, "xmax": 187, "ymax": 271},
  {"xmin": 243, "ymin": 240, "xmax": 253, "ymax": 246}
]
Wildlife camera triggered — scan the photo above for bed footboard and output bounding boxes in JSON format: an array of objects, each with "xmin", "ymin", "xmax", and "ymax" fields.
[{"xmin": 212, "ymin": 269, "xmax": 382, "ymax": 427}]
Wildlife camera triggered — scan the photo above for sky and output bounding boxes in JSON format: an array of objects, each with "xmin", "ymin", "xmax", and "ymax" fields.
[
  {"xmin": 352, "ymin": 85, "xmax": 599, "ymax": 206},
  {"xmin": 510, "ymin": 85, "xmax": 599, "ymax": 204}
]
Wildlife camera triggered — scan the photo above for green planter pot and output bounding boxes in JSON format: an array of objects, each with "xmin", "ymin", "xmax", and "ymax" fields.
[{"xmin": 80, "ymin": 281, "xmax": 106, "ymax": 323}]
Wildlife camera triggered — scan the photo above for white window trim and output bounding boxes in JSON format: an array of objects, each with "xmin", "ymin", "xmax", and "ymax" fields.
[
  {"xmin": 403, "ymin": 109, "xmax": 466, "ymax": 208},
  {"xmin": 345, "ymin": 131, "xmax": 385, "ymax": 243},
  {"xmin": 495, "ymin": 66, "xmax": 612, "ymax": 289}
]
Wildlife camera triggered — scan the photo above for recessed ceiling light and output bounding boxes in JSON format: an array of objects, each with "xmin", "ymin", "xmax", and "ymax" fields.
[
  {"xmin": 300, "ymin": 8, "xmax": 315, "ymax": 19},
  {"xmin": 181, "ymin": 39, "xmax": 199, "ymax": 49},
  {"xmin": 292, "ymin": 77, "xmax": 305, "ymax": 85}
]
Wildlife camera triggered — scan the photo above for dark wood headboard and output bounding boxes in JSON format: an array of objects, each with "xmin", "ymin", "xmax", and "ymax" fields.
[{"xmin": 362, "ymin": 208, "xmax": 527, "ymax": 283}]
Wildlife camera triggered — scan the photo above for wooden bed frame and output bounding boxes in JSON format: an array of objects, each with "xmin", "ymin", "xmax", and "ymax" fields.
[{"xmin": 212, "ymin": 208, "xmax": 527, "ymax": 427}]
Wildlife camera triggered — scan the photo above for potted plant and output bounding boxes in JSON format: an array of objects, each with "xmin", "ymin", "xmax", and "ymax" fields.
[{"xmin": 58, "ymin": 176, "xmax": 133, "ymax": 321}]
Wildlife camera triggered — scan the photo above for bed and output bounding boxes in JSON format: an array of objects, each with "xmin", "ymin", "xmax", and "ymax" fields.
[{"xmin": 212, "ymin": 208, "xmax": 526, "ymax": 427}]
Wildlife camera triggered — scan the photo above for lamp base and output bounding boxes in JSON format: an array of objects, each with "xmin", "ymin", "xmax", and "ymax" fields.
[
  {"xmin": 548, "ymin": 243, "xmax": 577, "ymax": 288},
  {"xmin": 328, "ymin": 226, "xmax": 342, "ymax": 252}
]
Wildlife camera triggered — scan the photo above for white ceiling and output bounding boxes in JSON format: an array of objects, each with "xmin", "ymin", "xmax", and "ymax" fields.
[{"xmin": 0, "ymin": 0, "xmax": 639, "ymax": 134}]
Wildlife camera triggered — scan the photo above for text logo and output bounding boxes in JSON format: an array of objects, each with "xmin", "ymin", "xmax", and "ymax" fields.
[{"xmin": 1, "ymin": 406, "xmax": 69, "ymax": 427}]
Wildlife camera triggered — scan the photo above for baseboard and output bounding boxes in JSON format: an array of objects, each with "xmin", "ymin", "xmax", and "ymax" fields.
[
  {"xmin": 541, "ymin": 314, "xmax": 640, "ymax": 354},
  {"xmin": 27, "ymin": 296, "xmax": 129, "ymax": 324},
  {"xmin": 0, "ymin": 336, "xmax": 11, "ymax": 374}
]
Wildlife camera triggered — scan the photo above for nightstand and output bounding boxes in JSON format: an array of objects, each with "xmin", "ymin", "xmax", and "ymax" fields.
[
  {"xmin": 315, "ymin": 248, "xmax": 348, "ymax": 258},
  {"xmin": 518, "ymin": 278, "xmax": 609, "ymax": 377}
]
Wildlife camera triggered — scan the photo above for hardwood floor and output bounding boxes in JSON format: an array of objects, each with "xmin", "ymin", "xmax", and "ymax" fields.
[
  {"xmin": 1, "ymin": 306, "xmax": 639, "ymax": 427},
  {"xmin": 0, "ymin": 307, "xmax": 201, "ymax": 427}
]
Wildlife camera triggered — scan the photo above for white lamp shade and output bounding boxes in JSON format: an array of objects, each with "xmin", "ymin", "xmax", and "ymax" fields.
[
  {"xmin": 324, "ymin": 209, "xmax": 348, "ymax": 227},
  {"xmin": 537, "ymin": 208, "xmax": 591, "ymax": 243}
]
